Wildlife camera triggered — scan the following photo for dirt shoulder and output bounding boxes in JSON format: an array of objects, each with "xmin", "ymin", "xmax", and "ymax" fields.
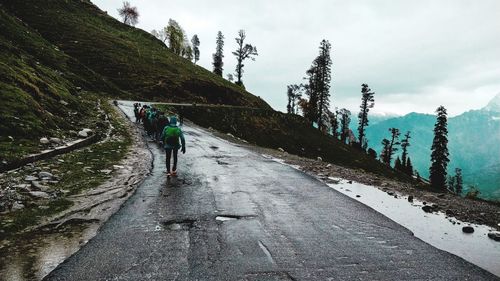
[
  {"xmin": 207, "ymin": 127, "xmax": 500, "ymax": 232},
  {"xmin": 0, "ymin": 102, "xmax": 152, "ymax": 242}
]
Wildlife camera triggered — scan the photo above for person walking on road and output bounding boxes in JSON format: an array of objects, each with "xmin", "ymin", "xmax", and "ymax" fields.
[{"xmin": 160, "ymin": 116, "xmax": 186, "ymax": 177}]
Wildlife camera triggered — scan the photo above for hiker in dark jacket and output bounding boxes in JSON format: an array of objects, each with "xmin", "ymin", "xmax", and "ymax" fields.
[
  {"xmin": 156, "ymin": 112, "xmax": 169, "ymax": 142},
  {"xmin": 160, "ymin": 116, "xmax": 185, "ymax": 177}
]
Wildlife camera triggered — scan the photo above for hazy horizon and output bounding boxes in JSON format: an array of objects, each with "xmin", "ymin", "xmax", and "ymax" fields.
[{"xmin": 92, "ymin": 0, "xmax": 500, "ymax": 117}]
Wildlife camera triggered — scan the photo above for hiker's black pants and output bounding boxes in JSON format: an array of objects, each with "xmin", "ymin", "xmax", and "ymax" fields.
[{"xmin": 166, "ymin": 148, "xmax": 178, "ymax": 172}]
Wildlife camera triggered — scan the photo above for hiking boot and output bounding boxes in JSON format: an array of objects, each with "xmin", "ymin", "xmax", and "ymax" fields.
[{"xmin": 172, "ymin": 170, "xmax": 177, "ymax": 176}]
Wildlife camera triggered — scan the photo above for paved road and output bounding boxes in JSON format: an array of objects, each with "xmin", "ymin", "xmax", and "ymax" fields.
[{"xmin": 45, "ymin": 102, "xmax": 498, "ymax": 280}]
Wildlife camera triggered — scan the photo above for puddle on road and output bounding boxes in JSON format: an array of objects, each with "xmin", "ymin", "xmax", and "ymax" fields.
[
  {"xmin": 327, "ymin": 177, "xmax": 500, "ymax": 277},
  {"xmin": 0, "ymin": 222, "xmax": 99, "ymax": 281}
]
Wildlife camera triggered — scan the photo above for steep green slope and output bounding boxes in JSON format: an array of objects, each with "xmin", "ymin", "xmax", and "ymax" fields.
[
  {"xmin": 0, "ymin": 6, "xmax": 121, "ymax": 161},
  {"xmin": 2, "ymin": 0, "xmax": 269, "ymax": 108}
]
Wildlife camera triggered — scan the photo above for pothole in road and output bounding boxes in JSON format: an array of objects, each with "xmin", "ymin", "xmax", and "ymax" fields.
[
  {"xmin": 215, "ymin": 214, "xmax": 256, "ymax": 222},
  {"xmin": 210, "ymin": 145, "xmax": 219, "ymax": 150},
  {"xmin": 161, "ymin": 219, "xmax": 196, "ymax": 230}
]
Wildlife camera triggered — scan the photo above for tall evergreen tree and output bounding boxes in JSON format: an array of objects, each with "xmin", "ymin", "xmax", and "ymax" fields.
[
  {"xmin": 304, "ymin": 40, "xmax": 332, "ymax": 131},
  {"xmin": 328, "ymin": 109, "xmax": 339, "ymax": 139},
  {"xmin": 429, "ymin": 106, "xmax": 450, "ymax": 190},
  {"xmin": 212, "ymin": 31, "xmax": 224, "ymax": 76},
  {"xmin": 232, "ymin": 30, "xmax": 258, "ymax": 87},
  {"xmin": 381, "ymin": 128, "xmax": 400, "ymax": 165},
  {"xmin": 455, "ymin": 168, "xmax": 463, "ymax": 195},
  {"xmin": 394, "ymin": 156, "xmax": 403, "ymax": 170},
  {"xmin": 339, "ymin": 108, "xmax": 351, "ymax": 144},
  {"xmin": 286, "ymin": 84, "xmax": 303, "ymax": 114},
  {"xmin": 357, "ymin": 83, "xmax": 375, "ymax": 149},
  {"xmin": 191, "ymin": 35, "xmax": 200, "ymax": 64},
  {"xmin": 400, "ymin": 131, "xmax": 411, "ymax": 167},
  {"xmin": 448, "ymin": 168, "xmax": 463, "ymax": 195},
  {"xmin": 303, "ymin": 72, "xmax": 319, "ymax": 123},
  {"xmin": 406, "ymin": 157, "xmax": 414, "ymax": 176},
  {"xmin": 315, "ymin": 40, "xmax": 332, "ymax": 132}
]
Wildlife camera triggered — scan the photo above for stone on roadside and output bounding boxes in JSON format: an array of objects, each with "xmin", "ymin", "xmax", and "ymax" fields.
[
  {"xmin": 113, "ymin": 165, "xmax": 125, "ymax": 170},
  {"xmin": 78, "ymin": 128, "xmax": 93, "ymax": 138},
  {"xmin": 407, "ymin": 195, "xmax": 414, "ymax": 202},
  {"xmin": 100, "ymin": 169, "xmax": 112, "ymax": 174},
  {"xmin": 487, "ymin": 232, "xmax": 500, "ymax": 242},
  {"xmin": 31, "ymin": 181, "xmax": 49, "ymax": 191},
  {"xmin": 59, "ymin": 100, "xmax": 69, "ymax": 106},
  {"xmin": 278, "ymin": 147, "xmax": 285, "ymax": 152},
  {"xmin": 462, "ymin": 226, "xmax": 474, "ymax": 234},
  {"xmin": 422, "ymin": 205, "xmax": 433, "ymax": 213},
  {"xmin": 38, "ymin": 171, "xmax": 53, "ymax": 179},
  {"xmin": 40, "ymin": 137, "xmax": 50, "ymax": 144},
  {"xmin": 29, "ymin": 191, "xmax": 50, "ymax": 199},
  {"xmin": 12, "ymin": 202, "xmax": 25, "ymax": 211},
  {"xmin": 326, "ymin": 164, "xmax": 332, "ymax": 168},
  {"xmin": 14, "ymin": 184, "xmax": 31, "ymax": 192},
  {"xmin": 317, "ymin": 157, "xmax": 323, "ymax": 161},
  {"xmin": 49, "ymin": 137, "xmax": 63, "ymax": 144},
  {"xmin": 24, "ymin": 175, "xmax": 38, "ymax": 182}
]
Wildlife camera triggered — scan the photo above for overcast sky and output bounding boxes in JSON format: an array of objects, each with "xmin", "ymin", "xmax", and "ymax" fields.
[{"xmin": 92, "ymin": 0, "xmax": 500, "ymax": 116}]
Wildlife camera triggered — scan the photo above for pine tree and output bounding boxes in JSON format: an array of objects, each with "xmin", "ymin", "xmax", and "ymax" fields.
[
  {"xmin": 449, "ymin": 168, "xmax": 463, "ymax": 195},
  {"xmin": 394, "ymin": 156, "xmax": 402, "ymax": 170},
  {"xmin": 339, "ymin": 108, "xmax": 351, "ymax": 144},
  {"xmin": 328, "ymin": 109, "xmax": 339, "ymax": 139},
  {"xmin": 212, "ymin": 31, "xmax": 224, "ymax": 76},
  {"xmin": 286, "ymin": 84, "xmax": 303, "ymax": 114},
  {"xmin": 400, "ymin": 131, "xmax": 411, "ymax": 166},
  {"xmin": 357, "ymin": 83, "xmax": 375, "ymax": 150},
  {"xmin": 381, "ymin": 128, "xmax": 400, "ymax": 165},
  {"xmin": 286, "ymin": 87, "xmax": 293, "ymax": 114},
  {"xmin": 455, "ymin": 168, "xmax": 463, "ymax": 195},
  {"xmin": 406, "ymin": 157, "xmax": 414, "ymax": 176},
  {"xmin": 303, "ymin": 40, "xmax": 332, "ymax": 132},
  {"xmin": 232, "ymin": 30, "xmax": 258, "ymax": 87},
  {"xmin": 191, "ymin": 35, "xmax": 200, "ymax": 64},
  {"xmin": 367, "ymin": 148, "xmax": 377, "ymax": 159},
  {"xmin": 315, "ymin": 40, "xmax": 332, "ymax": 132},
  {"xmin": 429, "ymin": 106, "xmax": 450, "ymax": 190}
]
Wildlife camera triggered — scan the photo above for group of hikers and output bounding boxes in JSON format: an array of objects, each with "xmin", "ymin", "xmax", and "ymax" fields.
[{"xmin": 133, "ymin": 103, "xmax": 185, "ymax": 177}]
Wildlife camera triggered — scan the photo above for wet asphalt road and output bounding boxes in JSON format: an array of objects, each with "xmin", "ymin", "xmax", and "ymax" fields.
[{"xmin": 44, "ymin": 103, "xmax": 498, "ymax": 281}]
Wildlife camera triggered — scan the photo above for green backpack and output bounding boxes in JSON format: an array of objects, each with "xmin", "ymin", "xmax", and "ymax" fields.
[{"xmin": 164, "ymin": 126, "xmax": 181, "ymax": 146}]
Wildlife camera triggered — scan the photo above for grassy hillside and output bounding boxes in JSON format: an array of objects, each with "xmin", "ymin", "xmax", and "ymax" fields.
[
  {"xmin": 0, "ymin": 6, "xmax": 121, "ymax": 161},
  {"xmin": 1, "ymin": 0, "xmax": 269, "ymax": 108},
  {"xmin": 0, "ymin": 0, "xmax": 269, "ymax": 162}
]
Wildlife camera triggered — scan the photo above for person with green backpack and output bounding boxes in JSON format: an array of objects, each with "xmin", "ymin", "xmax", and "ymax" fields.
[{"xmin": 160, "ymin": 116, "xmax": 186, "ymax": 177}]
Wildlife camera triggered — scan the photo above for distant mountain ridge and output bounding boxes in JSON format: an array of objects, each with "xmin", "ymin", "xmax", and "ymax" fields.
[{"xmin": 363, "ymin": 94, "xmax": 500, "ymax": 200}]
